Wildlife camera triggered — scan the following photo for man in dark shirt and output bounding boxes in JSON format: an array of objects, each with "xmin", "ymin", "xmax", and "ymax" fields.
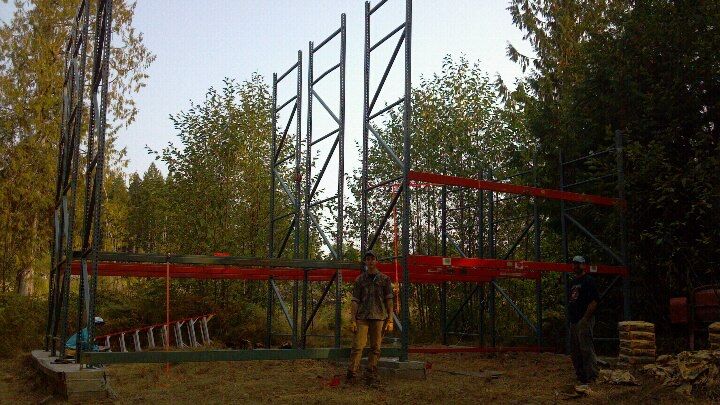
[
  {"xmin": 347, "ymin": 250, "xmax": 393, "ymax": 384},
  {"xmin": 568, "ymin": 255, "xmax": 600, "ymax": 384}
]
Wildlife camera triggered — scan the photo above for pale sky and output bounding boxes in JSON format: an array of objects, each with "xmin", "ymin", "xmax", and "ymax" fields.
[
  {"xmin": 115, "ymin": 0, "xmax": 531, "ymax": 177},
  {"xmin": 1, "ymin": 0, "xmax": 532, "ymax": 178}
]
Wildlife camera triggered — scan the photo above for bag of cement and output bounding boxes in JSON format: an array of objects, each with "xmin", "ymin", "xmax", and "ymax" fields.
[
  {"xmin": 620, "ymin": 347, "xmax": 656, "ymax": 358},
  {"xmin": 620, "ymin": 339, "xmax": 656, "ymax": 350},
  {"xmin": 620, "ymin": 331, "xmax": 655, "ymax": 341},
  {"xmin": 619, "ymin": 321, "xmax": 655, "ymax": 333},
  {"xmin": 619, "ymin": 354, "xmax": 656, "ymax": 365}
]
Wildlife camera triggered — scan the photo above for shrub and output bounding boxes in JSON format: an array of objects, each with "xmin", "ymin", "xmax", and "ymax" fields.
[{"xmin": 0, "ymin": 294, "xmax": 46, "ymax": 357}]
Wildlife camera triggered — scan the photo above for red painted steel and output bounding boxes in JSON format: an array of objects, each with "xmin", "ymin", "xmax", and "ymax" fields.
[
  {"xmin": 407, "ymin": 256, "xmax": 628, "ymax": 276},
  {"xmin": 70, "ymin": 255, "xmax": 626, "ymax": 282},
  {"xmin": 70, "ymin": 262, "xmax": 499, "ymax": 283},
  {"xmin": 408, "ymin": 170, "xmax": 623, "ymax": 206},
  {"xmin": 669, "ymin": 297, "xmax": 688, "ymax": 324}
]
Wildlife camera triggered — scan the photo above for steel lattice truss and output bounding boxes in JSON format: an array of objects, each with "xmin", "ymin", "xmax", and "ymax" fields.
[
  {"xmin": 46, "ymin": 0, "xmax": 90, "ymax": 359},
  {"xmin": 46, "ymin": 0, "xmax": 630, "ymax": 366},
  {"xmin": 45, "ymin": 0, "xmax": 114, "ymax": 362}
]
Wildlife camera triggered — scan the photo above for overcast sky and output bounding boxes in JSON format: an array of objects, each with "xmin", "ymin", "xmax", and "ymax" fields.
[{"xmin": 1, "ymin": 0, "xmax": 532, "ymax": 178}]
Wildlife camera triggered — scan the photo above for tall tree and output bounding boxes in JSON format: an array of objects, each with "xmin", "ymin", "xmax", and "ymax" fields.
[
  {"xmin": 0, "ymin": 0, "xmax": 154, "ymax": 294},
  {"xmin": 154, "ymin": 76, "xmax": 272, "ymax": 258},
  {"xmin": 348, "ymin": 56, "xmax": 529, "ymax": 259},
  {"xmin": 507, "ymin": 0, "xmax": 720, "ymax": 325},
  {"xmin": 127, "ymin": 163, "xmax": 166, "ymax": 253}
]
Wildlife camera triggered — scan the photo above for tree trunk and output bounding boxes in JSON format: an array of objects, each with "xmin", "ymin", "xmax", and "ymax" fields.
[{"xmin": 17, "ymin": 216, "xmax": 37, "ymax": 296}]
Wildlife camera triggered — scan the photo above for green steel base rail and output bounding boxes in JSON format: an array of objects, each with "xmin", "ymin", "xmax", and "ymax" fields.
[{"xmin": 81, "ymin": 347, "xmax": 403, "ymax": 365}]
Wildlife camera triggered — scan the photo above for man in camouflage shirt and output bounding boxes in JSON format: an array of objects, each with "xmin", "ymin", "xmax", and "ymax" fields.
[{"xmin": 347, "ymin": 250, "xmax": 394, "ymax": 383}]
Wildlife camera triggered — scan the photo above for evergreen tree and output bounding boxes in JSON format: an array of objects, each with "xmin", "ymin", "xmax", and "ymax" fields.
[{"xmin": 0, "ymin": 0, "xmax": 155, "ymax": 294}]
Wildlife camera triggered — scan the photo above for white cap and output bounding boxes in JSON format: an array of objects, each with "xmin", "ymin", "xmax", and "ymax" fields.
[
  {"xmin": 572, "ymin": 255, "xmax": 586, "ymax": 264},
  {"xmin": 94, "ymin": 316, "xmax": 105, "ymax": 325}
]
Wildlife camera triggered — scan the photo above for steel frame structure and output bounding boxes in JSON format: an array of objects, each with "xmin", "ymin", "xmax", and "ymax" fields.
[
  {"xmin": 354, "ymin": 1, "xmax": 629, "ymax": 356},
  {"xmin": 46, "ymin": 0, "xmax": 114, "ymax": 363},
  {"xmin": 361, "ymin": 0, "xmax": 413, "ymax": 362},
  {"xmin": 301, "ymin": 14, "xmax": 346, "ymax": 349},
  {"xmin": 45, "ymin": 0, "xmax": 630, "ymax": 366},
  {"xmin": 266, "ymin": 14, "xmax": 347, "ymax": 350},
  {"xmin": 46, "ymin": 0, "xmax": 90, "ymax": 359},
  {"xmin": 558, "ymin": 130, "xmax": 630, "ymax": 351},
  {"xmin": 435, "ymin": 164, "xmax": 544, "ymax": 348},
  {"xmin": 267, "ymin": 44, "xmax": 302, "ymax": 349}
]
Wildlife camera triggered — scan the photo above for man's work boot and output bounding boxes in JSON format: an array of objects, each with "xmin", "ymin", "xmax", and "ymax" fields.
[
  {"xmin": 364, "ymin": 367, "xmax": 382, "ymax": 387},
  {"xmin": 345, "ymin": 370, "xmax": 359, "ymax": 384}
]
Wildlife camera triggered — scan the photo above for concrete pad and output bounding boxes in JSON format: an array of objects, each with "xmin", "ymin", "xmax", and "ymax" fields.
[{"xmin": 30, "ymin": 350, "xmax": 108, "ymax": 400}]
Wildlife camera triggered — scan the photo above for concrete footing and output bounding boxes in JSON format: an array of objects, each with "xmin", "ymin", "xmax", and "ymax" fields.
[{"xmin": 30, "ymin": 350, "xmax": 108, "ymax": 400}]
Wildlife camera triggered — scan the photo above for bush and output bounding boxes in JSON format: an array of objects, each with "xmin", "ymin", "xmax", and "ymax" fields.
[{"xmin": 0, "ymin": 294, "xmax": 46, "ymax": 358}]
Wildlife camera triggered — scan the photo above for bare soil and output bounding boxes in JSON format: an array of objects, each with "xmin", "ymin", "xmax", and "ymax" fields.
[{"xmin": 0, "ymin": 351, "xmax": 708, "ymax": 404}]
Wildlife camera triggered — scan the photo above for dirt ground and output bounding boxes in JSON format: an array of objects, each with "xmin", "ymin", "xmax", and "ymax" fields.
[{"xmin": 0, "ymin": 351, "xmax": 707, "ymax": 404}]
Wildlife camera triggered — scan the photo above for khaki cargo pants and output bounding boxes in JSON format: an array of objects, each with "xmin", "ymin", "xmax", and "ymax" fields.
[
  {"xmin": 570, "ymin": 317, "xmax": 598, "ymax": 383},
  {"xmin": 348, "ymin": 319, "xmax": 384, "ymax": 376}
]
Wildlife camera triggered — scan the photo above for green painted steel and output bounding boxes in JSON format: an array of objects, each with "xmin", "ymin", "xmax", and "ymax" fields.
[{"xmin": 81, "ymin": 347, "xmax": 402, "ymax": 364}]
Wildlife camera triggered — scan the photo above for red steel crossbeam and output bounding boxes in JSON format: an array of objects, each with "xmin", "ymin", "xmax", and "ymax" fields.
[
  {"xmin": 407, "ymin": 255, "xmax": 628, "ymax": 276},
  {"xmin": 70, "ymin": 255, "xmax": 625, "ymax": 282},
  {"xmin": 70, "ymin": 261, "xmax": 505, "ymax": 283},
  {"xmin": 408, "ymin": 170, "xmax": 623, "ymax": 206}
]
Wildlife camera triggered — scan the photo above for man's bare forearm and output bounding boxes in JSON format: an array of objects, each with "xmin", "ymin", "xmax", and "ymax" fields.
[
  {"xmin": 583, "ymin": 301, "xmax": 597, "ymax": 321},
  {"xmin": 351, "ymin": 301, "xmax": 358, "ymax": 320}
]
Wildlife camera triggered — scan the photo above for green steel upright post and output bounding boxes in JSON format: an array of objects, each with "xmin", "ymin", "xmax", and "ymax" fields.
[
  {"xmin": 400, "ymin": 0, "xmax": 412, "ymax": 362},
  {"xmin": 488, "ymin": 169, "xmax": 496, "ymax": 348},
  {"xmin": 559, "ymin": 151, "xmax": 571, "ymax": 354},
  {"xmin": 615, "ymin": 130, "xmax": 631, "ymax": 320},
  {"xmin": 292, "ymin": 50, "xmax": 302, "ymax": 349},
  {"xmin": 533, "ymin": 152, "xmax": 543, "ymax": 348}
]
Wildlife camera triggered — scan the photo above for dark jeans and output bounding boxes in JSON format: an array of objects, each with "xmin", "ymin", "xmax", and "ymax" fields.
[{"xmin": 570, "ymin": 317, "xmax": 598, "ymax": 383}]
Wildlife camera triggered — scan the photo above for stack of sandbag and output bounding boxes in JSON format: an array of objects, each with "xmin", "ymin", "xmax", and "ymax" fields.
[
  {"xmin": 618, "ymin": 321, "xmax": 656, "ymax": 366},
  {"xmin": 710, "ymin": 322, "xmax": 720, "ymax": 350}
]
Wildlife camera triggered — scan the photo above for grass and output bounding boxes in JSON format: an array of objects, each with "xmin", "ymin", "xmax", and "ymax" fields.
[{"xmin": 0, "ymin": 351, "xmax": 704, "ymax": 404}]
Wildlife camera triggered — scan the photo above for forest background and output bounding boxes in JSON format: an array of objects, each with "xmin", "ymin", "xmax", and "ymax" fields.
[{"xmin": 0, "ymin": 0, "xmax": 718, "ymax": 356}]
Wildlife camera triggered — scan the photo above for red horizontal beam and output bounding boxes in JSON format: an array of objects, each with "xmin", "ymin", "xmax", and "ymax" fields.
[
  {"xmin": 408, "ymin": 170, "xmax": 623, "ymax": 206},
  {"xmin": 70, "ymin": 262, "xmax": 501, "ymax": 283},
  {"xmin": 70, "ymin": 255, "xmax": 625, "ymax": 282},
  {"xmin": 407, "ymin": 256, "xmax": 627, "ymax": 276}
]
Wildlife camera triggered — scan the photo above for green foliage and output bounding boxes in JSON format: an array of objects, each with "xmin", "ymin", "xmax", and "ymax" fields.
[
  {"xmin": 348, "ymin": 56, "xmax": 531, "ymax": 259},
  {"xmin": 152, "ymin": 75, "xmax": 272, "ymax": 257},
  {"xmin": 127, "ymin": 163, "xmax": 166, "ymax": 252},
  {"xmin": 507, "ymin": 0, "xmax": 720, "ymax": 328},
  {"xmin": 345, "ymin": 56, "xmax": 543, "ymax": 342},
  {"xmin": 0, "ymin": 0, "xmax": 154, "ymax": 294},
  {"xmin": 0, "ymin": 294, "xmax": 45, "ymax": 357}
]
